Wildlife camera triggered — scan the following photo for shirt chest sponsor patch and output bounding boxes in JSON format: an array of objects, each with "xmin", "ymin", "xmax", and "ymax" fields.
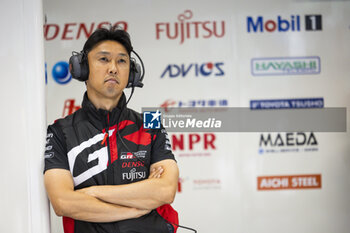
[
  {"xmin": 122, "ymin": 168, "xmax": 146, "ymax": 182},
  {"xmin": 120, "ymin": 150, "xmax": 147, "ymax": 160}
]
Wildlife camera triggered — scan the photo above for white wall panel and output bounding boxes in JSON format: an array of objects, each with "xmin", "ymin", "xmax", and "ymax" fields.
[{"xmin": 0, "ymin": 0, "xmax": 50, "ymax": 233}]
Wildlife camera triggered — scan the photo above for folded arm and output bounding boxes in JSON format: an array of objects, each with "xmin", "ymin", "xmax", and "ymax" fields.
[
  {"xmin": 44, "ymin": 169, "xmax": 149, "ymax": 222},
  {"xmin": 78, "ymin": 159, "xmax": 179, "ymax": 210}
]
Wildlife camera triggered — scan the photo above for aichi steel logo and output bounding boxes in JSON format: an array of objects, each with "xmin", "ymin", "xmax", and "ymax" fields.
[{"xmin": 251, "ymin": 57, "xmax": 321, "ymax": 76}]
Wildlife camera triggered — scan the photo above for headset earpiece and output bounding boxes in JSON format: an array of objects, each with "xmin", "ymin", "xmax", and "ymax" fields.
[
  {"xmin": 127, "ymin": 59, "xmax": 143, "ymax": 88},
  {"xmin": 69, "ymin": 51, "xmax": 89, "ymax": 82}
]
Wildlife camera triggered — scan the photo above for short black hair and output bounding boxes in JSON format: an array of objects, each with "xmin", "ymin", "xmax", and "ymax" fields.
[{"xmin": 82, "ymin": 25, "xmax": 133, "ymax": 56}]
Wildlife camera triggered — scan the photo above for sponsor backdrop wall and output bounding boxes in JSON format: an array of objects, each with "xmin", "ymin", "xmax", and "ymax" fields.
[{"xmin": 43, "ymin": 0, "xmax": 350, "ymax": 233}]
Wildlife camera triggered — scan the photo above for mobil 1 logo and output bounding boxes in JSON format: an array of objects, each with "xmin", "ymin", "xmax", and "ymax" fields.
[{"xmin": 305, "ymin": 15, "xmax": 322, "ymax": 31}]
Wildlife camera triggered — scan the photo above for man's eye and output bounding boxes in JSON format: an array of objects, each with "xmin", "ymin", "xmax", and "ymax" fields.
[
  {"xmin": 99, "ymin": 57, "xmax": 109, "ymax": 62},
  {"xmin": 118, "ymin": 59, "xmax": 126, "ymax": 63}
]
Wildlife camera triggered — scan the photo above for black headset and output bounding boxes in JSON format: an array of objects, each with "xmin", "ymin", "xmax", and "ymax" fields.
[{"xmin": 69, "ymin": 49, "xmax": 144, "ymax": 88}]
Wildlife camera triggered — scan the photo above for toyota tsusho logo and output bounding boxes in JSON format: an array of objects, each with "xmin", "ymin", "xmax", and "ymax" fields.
[
  {"xmin": 160, "ymin": 62, "xmax": 224, "ymax": 78},
  {"xmin": 250, "ymin": 98, "xmax": 324, "ymax": 110},
  {"xmin": 156, "ymin": 10, "xmax": 225, "ymax": 44}
]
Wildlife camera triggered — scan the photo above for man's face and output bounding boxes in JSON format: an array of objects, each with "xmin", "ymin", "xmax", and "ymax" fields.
[{"xmin": 86, "ymin": 40, "xmax": 130, "ymax": 103}]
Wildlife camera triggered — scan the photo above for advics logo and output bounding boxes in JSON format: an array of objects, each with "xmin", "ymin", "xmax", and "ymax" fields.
[
  {"xmin": 161, "ymin": 62, "xmax": 224, "ymax": 78},
  {"xmin": 247, "ymin": 15, "xmax": 322, "ymax": 33},
  {"xmin": 52, "ymin": 61, "xmax": 72, "ymax": 84}
]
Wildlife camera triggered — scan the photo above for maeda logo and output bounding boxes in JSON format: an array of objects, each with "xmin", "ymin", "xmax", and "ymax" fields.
[
  {"xmin": 143, "ymin": 110, "xmax": 161, "ymax": 129},
  {"xmin": 161, "ymin": 62, "xmax": 224, "ymax": 78},
  {"xmin": 259, "ymin": 132, "xmax": 318, "ymax": 154},
  {"xmin": 247, "ymin": 15, "xmax": 322, "ymax": 33},
  {"xmin": 251, "ymin": 56, "xmax": 321, "ymax": 76}
]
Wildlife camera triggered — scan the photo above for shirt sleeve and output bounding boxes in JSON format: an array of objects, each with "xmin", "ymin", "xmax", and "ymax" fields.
[
  {"xmin": 44, "ymin": 123, "xmax": 70, "ymax": 173},
  {"xmin": 150, "ymin": 125, "xmax": 176, "ymax": 164}
]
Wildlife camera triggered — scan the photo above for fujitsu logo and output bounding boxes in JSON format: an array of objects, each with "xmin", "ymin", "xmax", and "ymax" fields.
[
  {"xmin": 156, "ymin": 10, "xmax": 225, "ymax": 44},
  {"xmin": 122, "ymin": 168, "xmax": 146, "ymax": 182}
]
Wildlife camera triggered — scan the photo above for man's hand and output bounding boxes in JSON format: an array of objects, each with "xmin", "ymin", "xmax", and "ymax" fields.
[
  {"xmin": 149, "ymin": 166, "xmax": 164, "ymax": 179},
  {"xmin": 77, "ymin": 166, "xmax": 165, "ymax": 197},
  {"xmin": 44, "ymin": 169, "xmax": 152, "ymax": 222},
  {"xmin": 74, "ymin": 159, "xmax": 178, "ymax": 210}
]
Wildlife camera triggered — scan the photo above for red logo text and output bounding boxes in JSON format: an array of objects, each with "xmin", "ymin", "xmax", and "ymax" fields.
[
  {"xmin": 62, "ymin": 99, "xmax": 81, "ymax": 117},
  {"xmin": 171, "ymin": 133, "xmax": 216, "ymax": 151},
  {"xmin": 44, "ymin": 21, "xmax": 128, "ymax": 41},
  {"xmin": 156, "ymin": 10, "xmax": 225, "ymax": 44}
]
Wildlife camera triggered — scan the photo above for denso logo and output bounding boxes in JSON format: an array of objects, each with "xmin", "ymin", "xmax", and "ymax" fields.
[
  {"xmin": 122, "ymin": 161, "xmax": 145, "ymax": 168},
  {"xmin": 247, "ymin": 15, "xmax": 322, "ymax": 33},
  {"xmin": 156, "ymin": 10, "xmax": 225, "ymax": 44},
  {"xmin": 161, "ymin": 62, "xmax": 224, "ymax": 78},
  {"xmin": 44, "ymin": 21, "xmax": 128, "ymax": 40}
]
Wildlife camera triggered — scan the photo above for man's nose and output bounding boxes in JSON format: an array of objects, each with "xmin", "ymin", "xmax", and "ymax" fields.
[{"xmin": 108, "ymin": 60, "xmax": 118, "ymax": 75}]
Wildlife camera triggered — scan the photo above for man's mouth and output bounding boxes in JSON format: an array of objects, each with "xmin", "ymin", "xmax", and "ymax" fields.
[{"xmin": 105, "ymin": 78, "xmax": 119, "ymax": 84}]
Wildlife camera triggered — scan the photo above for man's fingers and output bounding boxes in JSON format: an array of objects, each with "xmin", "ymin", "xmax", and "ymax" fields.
[{"xmin": 149, "ymin": 166, "xmax": 163, "ymax": 179}]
